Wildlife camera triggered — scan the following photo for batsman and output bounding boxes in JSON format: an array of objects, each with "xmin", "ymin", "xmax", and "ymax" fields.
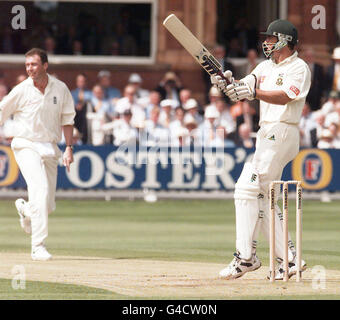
[{"xmin": 211, "ymin": 20, "xmax": 311, "ymax": 280}]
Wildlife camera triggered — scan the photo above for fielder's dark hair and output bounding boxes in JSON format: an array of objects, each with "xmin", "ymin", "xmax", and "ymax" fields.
[{"xmin": 25, "ymin": 48, "xmax": 48, "ymax": 64}]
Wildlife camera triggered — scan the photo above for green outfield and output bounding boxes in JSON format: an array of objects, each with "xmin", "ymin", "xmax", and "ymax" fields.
[{"xmin": 0, "ymin": 199, "xmax": 339, "ymax": 300}]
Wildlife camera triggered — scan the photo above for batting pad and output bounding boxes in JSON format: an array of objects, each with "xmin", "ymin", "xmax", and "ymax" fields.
[
  {"xmin": 235, "ymin": 198, "xmax": 260, "ymax": 260},
  {"xmin": 234, "ymin": 162, "xmax": 261, "ymax": 200}
]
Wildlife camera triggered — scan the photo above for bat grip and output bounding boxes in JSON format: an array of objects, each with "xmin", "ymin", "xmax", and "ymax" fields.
[{"xmin": 217, "ymin": 70, "xmax": 231, "ymax": 85}]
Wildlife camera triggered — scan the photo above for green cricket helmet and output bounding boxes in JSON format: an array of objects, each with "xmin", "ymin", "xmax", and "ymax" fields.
[{"xmin": 261, "ymin": 19, "xmax": 298, "ymax": 58}]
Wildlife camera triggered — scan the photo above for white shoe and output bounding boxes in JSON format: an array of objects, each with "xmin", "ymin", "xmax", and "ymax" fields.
[
  {"xmin": 219, "ymin": 252, "xmax": 261, "ymax": 280},
  {"xmin": 268, "ymin": 257, "xmax": 307, "ymax": 280},
  {"xmin": 31, "ymin": 245, "xmax": 52, "ymax": 261},
  {"xmin": 15, "ymin": 198, "xmax": 31, "ymax": 234}
]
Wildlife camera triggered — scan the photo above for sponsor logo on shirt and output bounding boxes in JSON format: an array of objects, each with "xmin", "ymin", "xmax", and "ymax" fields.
[
  {"xmin": 250, "ymin": 173, "xmax": 257, "ymax": 182},
  {"xmin": 268, "ymin": 135, "xmax": 275, "ymax": 141},
  {"xmin": 276, "ymin": 77, "xmax": 283, "ymax": 86},
  {"xmin": 289, "ymin": 85, "xmax": 300, "ymax": 96}
]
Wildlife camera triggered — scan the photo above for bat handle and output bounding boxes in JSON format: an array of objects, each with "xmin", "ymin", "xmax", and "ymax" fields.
[{"xmin": 217, "ymin": 70, "xmax": 231, "ymax": 85}]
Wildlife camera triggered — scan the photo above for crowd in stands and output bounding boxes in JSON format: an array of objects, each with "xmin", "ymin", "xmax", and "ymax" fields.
[
  {"xmin": 0, "ymin": 7, "xmax": 146, "ymax": 56},
  {"xmin": 0, "ymin": 45, "xmax": 340, "ymax": 149}
]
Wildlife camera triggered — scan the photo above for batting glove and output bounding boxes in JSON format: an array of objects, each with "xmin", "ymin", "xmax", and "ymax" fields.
[
  {"xmin": 210, "ymin": 70, "xmax": 234, "ymax": 94},
  {"xmin": 226, "ymin": 82, "xmax": 256, "ymax": 102},
  {"xmin": 225, "ymin": 74, "xmax": 257, "ymax": 102}
]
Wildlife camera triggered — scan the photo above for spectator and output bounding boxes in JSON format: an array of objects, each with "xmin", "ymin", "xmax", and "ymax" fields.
[
  {"xmin": 235, "ymin": 100, "xmax": 260, "ymax": 133},
  {"xmin": 155, "ymin": 71, "xmax": 183, "ymax": 103},
  {"xmin": 238, "ymin": 49, "xmax": 259, "ymax": 78},
  {"xmin": 179, "ymin": 88, "xmax": 192, "ymax": 108},
  {"xmin": 235, "ymin": 123, "xmax": 255, "ymax": 148},
  {"xmin": 115, "ymin": 84, "xmax": 145, "ymax": 128},
  {"xmin": 72, "ymin": 128, "xmax": 83, "ymax": 146},
  {"xmin": 141, "ymin": 106, "xmax": 169, "ymax": 147},
  {"xmin": 183, "ymin": 98, "xmax": 203, "ymax": 125},
  {"xmin": 228, "ymin": 38, "xmax": 244, "ymax": 58},
  {"xmin": 183, "ymin": 114, "xmax": 199, "ymax": 146},
  {"xmin": 321, "ymin": 90, "xmax": 340, "ymax": 116},
  {"xmin": 198, "ymin": 105, "xmax": 224, "ymax": 147},
  {"xmin": 87, "ymin": 85, "xmax": 113, "ymax": 145},
  {"xmin": 128, "ymin": 73, "xmax": 149, "ymax": 99},
  {"xmin": 71, "ymin": 74, "xmax": 92, "ymax": 144},
  {"xmin": 143, "ymin": 90, "xmax": 161, "ymax": 119},
  {"xmin": 206, "ymin": 86, "xmax": 223, "ymax": 107},
  {"xmin": 44, "ymin": 37, "xmax": 56, "ymax": 55},
  {"xmin": 299, "ymin": 103, "xmax": 318, "ymax": 147},
  {"xmin": 60, "ymin": 127, "xmax": 83, "ymax": 146},
  {"xmin": 169, "ymin": 106, "xmax": 185, "ymax": 139},
  {"xmin": 313, "ymin": 110, "xmax": 326, "ymax": 142},
  {"xmin": 106, "ymin": 40, "xmax": 120, "ymax": 55},
  {"xmin": 215, "ymin": 99, "xmax": 236, "ymax": 137},
  {"xmin": 302, "ymin": 47, "xmax": 325, "ymax": 111},
  {"xmin": 1, "ymin": 26, "xmax": 14, "ymax": 53},
  {"xmin": 90, "ymin": 85, "xmax": 113, "ymax": 117},
  {"xmin": 159, "ymin": 99, "xmax": 177, "ymax": 128},
  {"xmin": 325, "ymin": 47, "xmax": 340, "ymax": 96},
  {"xmin": 233, "ymin": 18, "xmax": 258, "ymax": 56},
  {"xmin": 97, "ymin": 70, "xmax": 121, "ymax": 104},
  {"xmin": 317, "ymin": 129, "xmax": 335, "ymax": 149},
  {"xmin": 202, "ymin": 45, "xmax": 234, "ymax": 103},
  {"xmin": 72, "ymin": 40, "xmax": 83, "ymax": 55},
  {"xmin": 329, "ymin": 122, "xmax": 340, "ymax": 148},
  {"xmin": 103, "ymin": 109, "xmax": 138, "ymax": 146},
  {"xmin": 172, "ymin": 126, "xmax": 189, "ymax": 147},
  {"xmin": 115, "ymin": 22, "xmax": 137, "ymax": 56},
  {"xmin": 325, "ymin": 100, "xmax": 340, "ymax": 127}
]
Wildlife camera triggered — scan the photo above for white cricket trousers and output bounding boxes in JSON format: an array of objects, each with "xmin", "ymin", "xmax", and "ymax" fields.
[
  {"xmin": 252, "ymin": 122, "xmax": 300, "ymax": 259},
  {"xmin": 252, "ymin": 122, "xmax": 300, "ymax": 195},
  {"xmin": 13, "ymin": 147, "xmax": 58, "ymax": 249}
]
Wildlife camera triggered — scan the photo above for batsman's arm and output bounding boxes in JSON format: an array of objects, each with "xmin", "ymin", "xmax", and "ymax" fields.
[{"xmin": 255, "ymin": 89, "xmax": 293, "ymax": 105}]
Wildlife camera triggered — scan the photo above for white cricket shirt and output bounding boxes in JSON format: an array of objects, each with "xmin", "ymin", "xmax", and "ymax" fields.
[
  {"xmin": 0, "ymin": 74, "xmax": 75, "ymax": 143},
  {"xmin": 249, "ymin": 51, "xmax": 311, "ymax": 125}
]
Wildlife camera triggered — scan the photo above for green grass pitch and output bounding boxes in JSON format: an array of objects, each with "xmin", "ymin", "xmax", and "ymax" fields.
[{"xmin": 0, "ymin": 199, "xmax": 339, "ymax": 299}]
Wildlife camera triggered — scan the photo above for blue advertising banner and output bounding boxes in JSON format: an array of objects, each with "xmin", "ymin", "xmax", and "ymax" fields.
[{"xmin": 0, "ymin": 145, "xmax": 338, "ymax": 191}]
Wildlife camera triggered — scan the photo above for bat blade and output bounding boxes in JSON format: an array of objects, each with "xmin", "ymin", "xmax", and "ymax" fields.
[{"xmin": 163, "ymin": 14, "xmax": 229, "ymax": 83}]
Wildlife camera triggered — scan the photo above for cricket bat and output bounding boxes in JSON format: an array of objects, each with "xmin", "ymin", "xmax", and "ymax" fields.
[{"xmin": 163, "ymin": 14, "xmax": 231, "ymax": 84}]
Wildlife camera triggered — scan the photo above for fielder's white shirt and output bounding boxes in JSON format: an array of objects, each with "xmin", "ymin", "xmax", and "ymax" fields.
[
  {"xmin": 248, "ymin": 51, "xmax": 311, "ymax": 125},
  {"xmin": 0, "ymin": 74, "xmax": 75, "ymax": 143}
]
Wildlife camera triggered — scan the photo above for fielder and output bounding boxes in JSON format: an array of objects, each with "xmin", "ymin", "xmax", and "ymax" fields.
[
  {"xmin": 211, "ymin": 20, "xmax": 311, "ymax": 279},
  {"xmin": 0, "ymin": 48, "xmax": 75, "ymax": 260}
]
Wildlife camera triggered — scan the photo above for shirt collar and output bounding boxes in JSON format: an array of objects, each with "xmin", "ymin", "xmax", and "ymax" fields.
[
  {"xmin": 271, "ymin": 51, "xmax": 298, "ymax": 66},
  {"xmin": 27, "ymin": 73, "xmax": 54, "ymax": 89}
]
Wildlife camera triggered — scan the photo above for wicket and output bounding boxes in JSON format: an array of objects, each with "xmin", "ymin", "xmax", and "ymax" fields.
[{"xmin": 269, "ymin": 180, "xmax": 302, "ymax": 282}]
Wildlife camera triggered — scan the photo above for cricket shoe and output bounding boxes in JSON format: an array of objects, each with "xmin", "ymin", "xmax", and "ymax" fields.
[
  {"xmin": 31, "ymin": 245, "xmax": 52, "ymax": 261},
  {"xmin": 268, "ymin": 257, "xmax": 307, "ymax": 280},
  {"xmin": 15, "ymin": 198, "xmax": 31, "ymax": 234},
  {"xmin": 219, "ymin": 252, "xmax": 261, "ymax": 280}
]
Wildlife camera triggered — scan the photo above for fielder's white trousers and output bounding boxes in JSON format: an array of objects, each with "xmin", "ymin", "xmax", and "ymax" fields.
[{"xmin": 12, "ymin": 143, "xmax": 59, "ymax": 249}]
